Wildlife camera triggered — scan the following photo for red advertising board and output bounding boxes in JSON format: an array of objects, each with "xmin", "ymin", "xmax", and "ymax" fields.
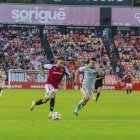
[
  {"xmin": 6, "ymin": 73, "xmax": 140, "ymax": 90},
  {"xmin": 8, "ymin": 69, "xmax": 66, "ymax": 89}
]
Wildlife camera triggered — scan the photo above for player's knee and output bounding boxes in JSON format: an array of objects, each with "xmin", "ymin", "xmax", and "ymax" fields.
[
  {"xmin": 93, "ymin": 89, "xmax": 97, "ymax": 93},
  {"xmin": 42, "ymin": 97, "xmax": 49, "ymax": 103},
  {"xmin": 50, "ymin": 92, "xmax": 55, "ymax": 98},
  {"xmin": 97, "ymin": 88, "xmax": 101, "ymax": 92},
  {"xmin": 84, "ymin": 95, "xmax": 90, "ymax": 101}
]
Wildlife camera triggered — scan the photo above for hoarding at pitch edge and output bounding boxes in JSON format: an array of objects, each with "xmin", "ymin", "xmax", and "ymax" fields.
[
  {"xmin": 0, "ymin": 4, "xmax": 100, "ymax": 26},
  {"xmin": 45, "ymin": 0, "xmax": 133, "ymax": 6}
]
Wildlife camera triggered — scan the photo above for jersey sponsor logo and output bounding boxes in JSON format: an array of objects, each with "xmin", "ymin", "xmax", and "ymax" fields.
[
  {"xmin": 53, "ymin": 72, "xmax": 63, "ymax": 75},
  {"xmin": 60, "ymin": 68, "xmax": 64, "ymax": 72}
]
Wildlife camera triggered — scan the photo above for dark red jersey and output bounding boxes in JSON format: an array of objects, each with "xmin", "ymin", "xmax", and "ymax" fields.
[
  {"xmin": 44, "ymin": 64, "xmax": 69, "ymax": 88},
  {"xmin": 125, "ymin": 75, "xmax": 133, "ymax": 83}
]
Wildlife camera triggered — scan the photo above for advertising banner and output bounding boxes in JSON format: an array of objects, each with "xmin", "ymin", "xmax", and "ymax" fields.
[
  {"xmin": 0, "ymin": 4, "xmax": 100, "ymax": 26},
  {"xmin": 8, "ymin": 69, "xmax": 66, "ymax": 89},
  {"xmin": 104, "ymin": 74, "xmax": 119, "ymax": 85},
  {"xmin": 112, "ymin": 7, "xmax": 140, "ymax": 27},
  {"xmin": 45, "ymin": 0, "xmax": 133, "ymax": 6},
  {"xmin": 7, "ymin": 71, "xmax": 140, "ymax": 90}
]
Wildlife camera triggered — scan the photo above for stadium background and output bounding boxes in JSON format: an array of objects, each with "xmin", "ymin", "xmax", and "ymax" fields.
[
  {"xmin": 0, "ymin": 1, "xmax": 140, "ymax": 140},
  {"xmin": 0, "ymin": 0, "xmax": 139, "ymax": 90}
]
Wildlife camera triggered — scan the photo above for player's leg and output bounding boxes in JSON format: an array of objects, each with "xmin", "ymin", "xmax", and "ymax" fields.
[
  {"xmin": 46, "ymin": 84, "xmax": 57, "ymax": 118},
  {"xmin": 93, "ymin": 82, "xmax": 98, "ymax": 100},
  {"xmin": 95, "ymin": 87, "xmax": 101, "ymax": 102},
  {"xmin": 126, "ymin": 83, "xmax": 129, "ymax": 95},
  {"xmin": 0, "ymin": 88, "xmax": 2, "ymax": 96},
  {"xmin": 30, "ymin": 96, "xmax": 49, "ymax": 111},
  {"xmin": 129, "ymin": 84, "xmax": 132, "ymax": 95},
  {"xmin": 49, "ymin": 92, "xmax": 56, "ymax": 119},
  {"xmin": 92, "ymin": 88, "xmax": 97, "ymax": 100},
  {"xmin": 74, "ymin": 87, "xmax": 90, "ymax": 116},
  {"xmin": 0, "ymin": 83, "xmax": 4, "ymax": 96},
  {"xmin": 30, "ymin": 84, "xmax": 53, "ymax": 111}
]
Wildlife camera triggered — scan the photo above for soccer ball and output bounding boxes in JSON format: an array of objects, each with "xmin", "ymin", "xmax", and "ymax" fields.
[{"xmin": 52, "ymin": 112, "xmax": 61, "ymax": 120}]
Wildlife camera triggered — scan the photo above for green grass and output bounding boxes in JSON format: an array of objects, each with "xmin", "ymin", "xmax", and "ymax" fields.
[{"xmin": 0, "ymin": 89, "xmax": 140, "ymax": 140}]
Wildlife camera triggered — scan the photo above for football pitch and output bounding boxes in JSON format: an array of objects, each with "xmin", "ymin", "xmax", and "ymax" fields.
[{"xmin": 0, "ymin": 89, "xmax": 140, "ymax": 140}]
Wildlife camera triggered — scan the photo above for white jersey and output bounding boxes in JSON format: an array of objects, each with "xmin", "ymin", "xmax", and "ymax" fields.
[
  {"xmin": 0, "ymin": 70, "xmax": 7, "ymax": 87},
  {"xmin": 79, "ymin": 66, "xmax": 98, "ymax": 89}
]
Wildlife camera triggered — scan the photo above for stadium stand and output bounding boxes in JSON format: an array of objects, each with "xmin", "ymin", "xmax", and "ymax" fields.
[
  {"xmin": 0, "ymin": 28, "xmax": 47, "ymax": 71},
  {"xmin": 46, "ymin": 28, "xmax": 113, "ymax": 74},
  {"xmin": 114, "ymin": 31, "xmax": 140, "ymax": 83}
]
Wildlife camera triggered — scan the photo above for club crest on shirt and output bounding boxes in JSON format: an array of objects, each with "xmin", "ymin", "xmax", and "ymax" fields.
[{"xmin": 61, "ymin": 68, "xmax": 64, "ymax": 72}]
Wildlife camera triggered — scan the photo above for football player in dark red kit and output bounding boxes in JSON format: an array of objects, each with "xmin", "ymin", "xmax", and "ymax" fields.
[
  {"xmin": 30, "ymin": 57, "xmax": 71, "ymax": 119},
  {"xmin": 122, "ymin": 72, "xmax": 133, "ymax": 95}
]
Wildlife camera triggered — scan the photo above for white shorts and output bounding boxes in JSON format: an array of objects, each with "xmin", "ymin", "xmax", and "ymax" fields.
[
  {"xmin": 126, "ymin": 83, "xmax": 132, "ymax": 89},
  {"xmin": 0, "ymin": 81, "xmax": 5, "ymax": 88},
  {"xmin": 45, "ymin": 84, "xmax": 57, "ymax": 99},
  {"xmin": 80, "ymin": 87, "xmax": 93, "ymax": 99}
]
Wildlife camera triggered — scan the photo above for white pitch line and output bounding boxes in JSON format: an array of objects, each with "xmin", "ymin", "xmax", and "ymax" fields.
[{"xmin": 0, "ymin": 119, "xmax": 140, "ymax": 122}]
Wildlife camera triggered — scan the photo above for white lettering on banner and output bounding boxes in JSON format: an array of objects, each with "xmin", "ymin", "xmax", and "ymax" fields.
[
  {"xmin": 37, "ymin": 74, "xmax": 48, "ymax": 82},
  {"xmin": 86, "ymin": 0, "xmax": 124, "ymax": 1},
  {"xmin": 96, "ymin": 0, "xmax": 123, "ymax": 1},
  {"xmin": 10, "ymin": 73, "xmax": 48, "ymax": 82},
  {"xmin": 31, "ymin": 85, "xmax": 45, "ymax": 88},
  {"xmin": 11, "ymin": 7, "xmax": 66, "ymax": 24},
  {"xmin": 11, "ymin": 73, "xmax": 27, "ymax": 82},
  {"xmin": 112, "ymin": 23, "xmax": 130, "ymax": 26},
  {"xmin": 105, "ymin": 75, "xmax": 117, "ymax": 85},
  {"xmin": 10, "ymin": 85, "xmax": 23, "ymax": 88},
  {"xmin": 97, "ymin": 0, "xmax": 124, "ymax": 2},
  {"xmin": 8, "ymin": 70, "xmax": 66, "ymax": 89},
  {"xmin": 102, "ymin": 86, "xmax": 115, "ymax": 90},
  {"xmin": 135, "ymin": 13, "xmax": 140, "ymax": 24}
]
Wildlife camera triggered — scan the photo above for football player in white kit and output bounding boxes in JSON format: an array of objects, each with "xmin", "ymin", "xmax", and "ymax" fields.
[
  {"xmin": 74, "ymin": 58, "xmax": 99, "ymax": 116},
  {"xmin": 0, "ymin": 67, "xmax": 7, "ymax": 96}
]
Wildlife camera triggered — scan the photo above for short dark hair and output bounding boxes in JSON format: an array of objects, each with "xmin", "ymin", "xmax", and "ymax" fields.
[
  {"xmin": 90, "ymin": 58, "xmax": 96, "ymax": 62},
  {"xmin": 103, "ymin": 61, "xmax": 107, "ymax": 66},
  {"xmin": 57, "ymin": 56, "xmax": 65, "ymax": 60}
]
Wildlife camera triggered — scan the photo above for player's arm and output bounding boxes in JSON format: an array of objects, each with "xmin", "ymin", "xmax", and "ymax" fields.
[
  {"xmin": 96, "ymin": 67, "xmax": 103, "ymax": 80},
  {"xmin": 2, "ymin": 71, "xmax": 7, "ymax": 80},
  {"xmin": 96, "ymin": 75, "xmax": 101, "ymax": 80},
  {"xmin": 74, "ymin": 69, "xmax": 79, "ymax": 84},
  {"xmin": 121, "ymin": 75, "xmax": 126, "ymax": 80},
  {"xmin": 64, "ymin": 66, "xmax": 73, "ymax": 79},
  {"xmin": 120, "ymin": 75, "xmax": 126, "ymax": 83},
  {"xmin": 40, "ymin": 64, "xmax": 45, "ymax": 77},
  {"xmin": 40, "ymin": 64, "xmax": 53, "ymax": 77},
  {"xmin": 74, "ymin": 66, "xmax": 87, "ymax": 83},
  {"xmin": 131, "ymin": 75, "xmax": 134, "ymax": 85}
]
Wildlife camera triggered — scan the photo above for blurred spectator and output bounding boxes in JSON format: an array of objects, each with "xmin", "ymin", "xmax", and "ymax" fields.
[{"xmin": 0, "ymin": 28, "xmax": 46, "ymax": 71}]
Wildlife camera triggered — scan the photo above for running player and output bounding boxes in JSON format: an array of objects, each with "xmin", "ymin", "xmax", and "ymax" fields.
[
  {"xmin": 30, "ymin": 57, "xmax": 71, "ymax": 119},
  {"xmin": 0, "ymin": 67, "xmax": 7, "ymax": 96},
  {"xmin": 94, "ymin": 66, "xmax": 105, "ymax": 102},
  {"xmin": 73, "ymin": 58, "xmax": 99, "ymax": 116},
  {"xmin": 122, "ymin": 72, "xmax": 133, "ymax": 95}
]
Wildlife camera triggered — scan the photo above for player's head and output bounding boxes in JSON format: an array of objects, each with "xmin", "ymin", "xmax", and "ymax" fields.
[
  {"xmin": 0, "ymin": 65, "xmax": 3, "ymax": 71},
  {"xmin": 57, "ymin": 57, "xmax": 65, "ymax": 67},
  {"xmin": 128, "ymin": 71, "xmax": 131, "ymax": 75},
  {"xmin": 89, "ymin": 58, "xmax": 96, "ymax": 67},
  {"xmin": 100, "ymin": 64, "xmax": 105, "ymax": 70}
]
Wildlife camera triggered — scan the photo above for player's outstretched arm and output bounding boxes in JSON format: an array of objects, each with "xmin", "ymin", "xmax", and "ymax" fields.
[
  {"xmin": 40, "ymin": 64, "xmax": 44, "ymax": 77},
  {"xmin": 74, "ymin": 69, "xmax": 79, "ymax": 84}
]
